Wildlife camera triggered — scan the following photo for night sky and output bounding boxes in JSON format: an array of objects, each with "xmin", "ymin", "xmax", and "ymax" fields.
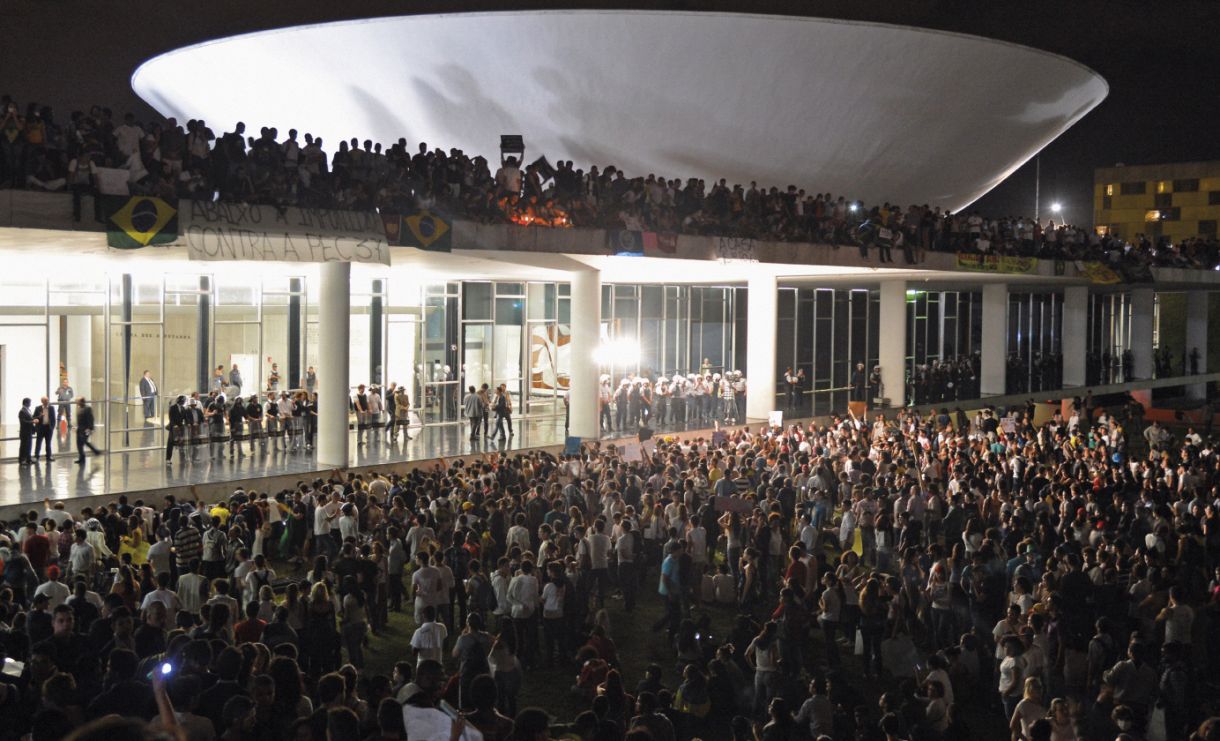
[{"xmin": 6, "ymin": 0, "xmax": 1219, "ymax": 228}]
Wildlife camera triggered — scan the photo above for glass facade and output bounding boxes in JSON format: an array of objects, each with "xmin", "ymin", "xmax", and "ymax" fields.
[
  {"xmin": 0, "ymin": 268, "xmax": 1102, "ymax": 461},
  {"xmin": 777, "ymin": 288, "xmax": 880, "ymax": 415},
  {"xmin": 1087, "ymin": 293, "xmax": 1133, "ymax": 384},
  {"xmin": 598, "ymin": 285, "xmax": 746, "ymax": 381},
  {"xmin": 904, "ymin": 289, "xmax": 982, "ymax": 405},
  {"xmin": 1007, "ymin": 292, "xmax": 1064, "ymax": 393}
]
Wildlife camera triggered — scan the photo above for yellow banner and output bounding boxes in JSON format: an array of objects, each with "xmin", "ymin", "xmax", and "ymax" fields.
[
  {"xmin": 955, "ymin": 253, "xmax": 1038, "ymax": 274},
  {"xmin": 1076, "ymin": 261, "xmax": 1123, "ymax": 285}
]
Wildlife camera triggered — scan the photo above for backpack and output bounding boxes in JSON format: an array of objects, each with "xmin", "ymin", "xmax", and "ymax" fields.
[
  {"xmin": 471, "ymin": 573, "xmax": 498, "ymax": 613},
  {"xmin": 445, "ymin": 546, "xmax": 471, "ymax": 580}
]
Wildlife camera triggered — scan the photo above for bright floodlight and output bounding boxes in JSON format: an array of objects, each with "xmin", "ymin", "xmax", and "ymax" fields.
[
  {"xmin": 594, "ymin": 338, "xmax": 641, "ymax": 366},
  {"xmin": 132, "ymin": 11, "xmax": 1108, "ymax": 211},
  {"xmin": 1051, "ymin": 202, "xmax": 1063, "ymax": 213}
]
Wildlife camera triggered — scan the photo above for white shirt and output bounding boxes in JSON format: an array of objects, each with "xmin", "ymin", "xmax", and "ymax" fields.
[
  {"xmin": 687, "ymin": 526, "xmax": 707, "ymax": 562},
  {"xmin": 410, "ymin": 621, "xmax": 449, "ymax": 664},
  {"xmin": 506, "ymin": 525, "xmax": 532, "ymax": 554},
  {"xmin": 507, "ymin": 573, "xmax": 539, "ymax": 618},
  {"xmin": 585, "ymin": 533, "xmax": 612, "ymax": 569},
  {"xmin": 68, "ymin": 542, "xmax": 96, "ymax": 576},
  {"xmin": 34, "ymin": 580, "xmax": 71, "ymax": 610},
  {"xmin": 490, "ymin": 571, "xmax": 512, "ymax": 616},
  {"xmin": 541, "ymin": 581, "xmax": 565, "ymax": 615},
  {"xmin": 140, "ymin": 588, "xmax": 182, "ymax": 625},
  {"xmin": 314, "ymin": 501, "xmax": 339, "ymax": 536},
  {"xmin": 177, "ymin": 573, "xmax": 209, "ymax": 616},
  {"xmin": 147, "ymin": 539, "xmax": 173, "ymax": 578},
  {"xmin": 413, "ymin": 565, "xmax": 441, "ymax": 606},
  {"xmin": 1163, "ymin": 604, "xmax": 1194, "ymax": 645},
  {"xmin": 44, "ymin": 508, "xmax": 73, "ymax": 528},
  {"xmin": 338, "ymin": 514, "xmax": 359, "ymax": 542},
  {"xmin": 114, "ymin": 123, "xmax": 144, "ymax": 156},
  {"xmin": 405, "ymin": 525, "xmax": 435, "ymax": 557}
]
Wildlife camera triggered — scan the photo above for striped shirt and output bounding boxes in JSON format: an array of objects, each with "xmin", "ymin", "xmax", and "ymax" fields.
[{"xmin": 173, "ymin": 525, "xmax": 202, "ymax": 569}]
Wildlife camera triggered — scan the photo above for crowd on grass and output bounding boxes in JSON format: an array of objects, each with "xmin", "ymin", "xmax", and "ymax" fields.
[
  {"xmin": 2, "ymin": 95, "xmax": 1219, "ymax": 269},
  {"xmin": 2, "ymin": 391, "xmax": 1220, "ymax": 741}
]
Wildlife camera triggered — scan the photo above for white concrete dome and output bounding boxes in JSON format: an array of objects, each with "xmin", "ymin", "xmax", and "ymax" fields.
[{"xmin": 132, "ymin": 10, "xmax": 1107, "ymax": 211}]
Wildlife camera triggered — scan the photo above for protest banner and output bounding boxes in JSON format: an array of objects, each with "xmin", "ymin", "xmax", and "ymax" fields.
[{"xmin": 183, "ymin": 200, "xmax": 389, "ymax": 264}]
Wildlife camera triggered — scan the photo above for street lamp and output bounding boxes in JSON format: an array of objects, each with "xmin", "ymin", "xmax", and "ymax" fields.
[{"xmin": 1051, "ymin": 202, "xmax": 1062, "ymax": 215}]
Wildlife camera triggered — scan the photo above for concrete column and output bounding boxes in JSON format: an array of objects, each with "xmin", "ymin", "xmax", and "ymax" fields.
[
  {"xmin": 746, "ymin": 274, "xmax": 778, "ymax": 421},
  {"xmin": 1186, "ymin": 291, "xmax": 1209, "ymax": 400},
  {"xmin": 318, "ymin": 262, "xmax": 351, "ymax": 467},
  {"xmin": 568, "ymin": 269, "xmax": 601, "ymax": 440},
  {"xmin": 980, "ymin": 283, "xmax": 1008, "ymax": 397},
  {"xmin": 1061, "ymin": 286, "xmax": 1089, "ymax": 388},
  {"xmin": 1130, "ymin": 288, "xmax": 1154, "ymax": 381},
  {"xmin": 878, "ymin": 281, "xmax": 906, "ymax": 408}
]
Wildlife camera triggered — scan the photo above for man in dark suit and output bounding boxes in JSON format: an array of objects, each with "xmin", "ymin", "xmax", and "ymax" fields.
[
  {"xmin": 17, "ymin": 397, "xmax": 34, "ymax": 464},
  {"xmin": 32, "ymin": 396, "xmax": 56, "ymax": 461},
  {"xmin": 139, "ymin": 370, "xmax": 158, "ymax": 420},
  {"xmin": 75, "ymin": 397, "xmax": 100, "ymax": 464},
  {"xmin": 166, "ymin": 395, "xmax": 187, "ymax": 464}
]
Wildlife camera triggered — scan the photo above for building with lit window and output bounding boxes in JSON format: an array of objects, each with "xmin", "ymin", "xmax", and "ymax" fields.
[{"xmin": 1093, "ymin": 160, "xmax": 1220, "ymax": 242}]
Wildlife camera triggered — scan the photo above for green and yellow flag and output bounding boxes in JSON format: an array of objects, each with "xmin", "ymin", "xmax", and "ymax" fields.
[
  {"xmin": 105, "ymin": 196, "xmax": 178, "ymax": 248},
  {"xmin": 400, "ymin": 209, "xmax": 452, "ymax": 252}
]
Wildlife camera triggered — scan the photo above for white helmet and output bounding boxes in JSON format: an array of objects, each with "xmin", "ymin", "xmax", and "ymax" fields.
[{"xmin": 712, "ymin": 373, "xmax": 721, "ymax": 381}]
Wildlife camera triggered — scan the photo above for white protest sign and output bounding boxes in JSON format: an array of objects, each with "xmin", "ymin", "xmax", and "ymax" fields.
[
  {"xmin": 183, "ymin": 200, "xmax": 390, "ymax": 264},
  {"xmin": 402, "ymin": 706, "xmax": 483, "ymax": 741},
  {"xmin": 768, "ymin": 410, "xmax": 783, "ymax": 427}
]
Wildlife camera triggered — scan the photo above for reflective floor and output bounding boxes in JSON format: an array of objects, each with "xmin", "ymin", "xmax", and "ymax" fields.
[{"xmin": 0, "ymin": 413, "xmax": 736, "ymax": 511}]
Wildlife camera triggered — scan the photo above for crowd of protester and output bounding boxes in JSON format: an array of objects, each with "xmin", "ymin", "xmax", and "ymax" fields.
[
  {"xmin": 1, "ymin": 391, "xmax": 1220, "ymax": 741},
  {"xmin": 2, "ymin": 95, "xmax": 1219, "ymax": 269}
]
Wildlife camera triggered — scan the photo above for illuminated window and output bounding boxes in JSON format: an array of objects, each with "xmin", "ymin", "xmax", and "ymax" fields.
[
  {"xmin": 1105, "ymin": 184, "xmax": 1114, "ymax": 196},
  {"xmin": 1157, "ymin": 181, "xmax": 1168, "ymax": 194},
  {"xmin": 1095, "ymin": 225, "xmax": 1109, "ymax": 236},
  {"xmin": 1145, "ymin": 210, "xmax": 1161, "ymax": 222}
]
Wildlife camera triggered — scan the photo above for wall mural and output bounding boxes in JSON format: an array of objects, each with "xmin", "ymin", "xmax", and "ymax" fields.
[{"xmin": 529, "ymin": 324, "xmax": 570, "ymax": 393}]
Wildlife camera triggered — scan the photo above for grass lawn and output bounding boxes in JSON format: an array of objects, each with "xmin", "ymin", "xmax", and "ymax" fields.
[
  {"xmin": 275, "ymin": 560, "xmax": 1008, "ymax": 739},
  {"xmin": 363, "ymin": 581, "xmax": 741, "ymax": 722}
]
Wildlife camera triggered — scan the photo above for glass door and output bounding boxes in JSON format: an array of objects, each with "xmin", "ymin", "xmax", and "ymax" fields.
[
  {"xmin": 493, "ymin": 283, "xmax": 525, "ymax": 417},
  {"xmin": 422, "ymin": 284, "xmax": 460, "ymax": 424},
  {"xmin": 525, "ymin": 282, "xmax": 566, "ymax": 418},
  {"xmin": 386, "ymin": 310, "xmax": 422, "ymax": 425}
]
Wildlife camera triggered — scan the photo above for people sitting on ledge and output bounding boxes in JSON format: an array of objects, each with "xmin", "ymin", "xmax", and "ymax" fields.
[{"xmin": 2, "ymin": 95, "xmax": 1215, "ymax": 269}]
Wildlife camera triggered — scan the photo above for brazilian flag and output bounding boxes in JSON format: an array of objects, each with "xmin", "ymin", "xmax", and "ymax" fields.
[
  {"xmin": 400, "ymin": 209, "xmax": 452, "ymax": 252},
  {"xmin": 105, "ymin": 196, "xmax": 178, "ymax": 249}
]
